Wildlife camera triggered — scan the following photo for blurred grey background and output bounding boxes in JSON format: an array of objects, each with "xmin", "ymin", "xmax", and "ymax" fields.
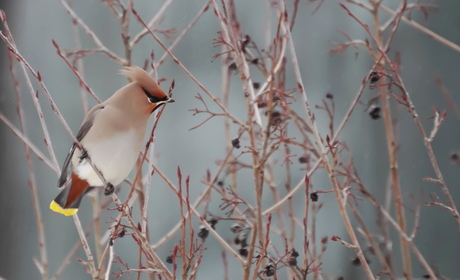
[{"xmin": 1, "ymin": 0, "xmax": 460, "ymax": 279}]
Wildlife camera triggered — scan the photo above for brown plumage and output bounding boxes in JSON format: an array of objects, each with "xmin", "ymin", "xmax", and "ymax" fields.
[
  {"xmin": 65, "ymin": 173, "xmax": 90, "ymax": 208},
  {"xmin": 50, "ymin": 66, "xmax": 174, "ymax": 216}
]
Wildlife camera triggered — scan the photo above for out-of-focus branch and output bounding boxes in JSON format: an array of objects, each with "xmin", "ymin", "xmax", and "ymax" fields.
[
  {"xmin": 58, "ymin": 0, "xmax": 127, "ymax": 64},
  {"xmin": 0, "ymin": 112, "xmax": 58, "ymax": 174},
  {"xmin": 5, "ymin": 36, "xmax": 49, "ymax": 280},
  {"xmin": 380, "ymin": 4, "xmax": 460, "ymax": 53},
  {"xmin": 281, "ymin": 1, "xmax": 375, "ymax": 278},
  {"xmin": 155, "ymin": 1, "xmax": 211, "ymax": 68},
  {"xmin": 133, "ymin": 9, "xmax": 248, "ymax": 130},
  {"xmin": 72, "ymin": 214, "xmax": 98, "ymax": 279},
  {"xmin": 129, "ymin": 0, "xmax": 174, "ymax": 48},
  {"xmin": 367, "ymin": 1, "xmax": 412, "ymax": 278}
]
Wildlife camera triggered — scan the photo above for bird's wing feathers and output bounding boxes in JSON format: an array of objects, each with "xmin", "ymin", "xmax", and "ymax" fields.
[
  {"xmin": 57, "ymin": 145, "xmax": 76, "ymax": 188},
  {"xmin": 57, "ymin": 104, "xmax": 105, "ymax": 188}
]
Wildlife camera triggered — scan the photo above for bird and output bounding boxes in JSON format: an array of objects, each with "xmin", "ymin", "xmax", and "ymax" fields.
[{"xmin": 50, "ymin": 66, "xmax": 174, "ymax": 216}]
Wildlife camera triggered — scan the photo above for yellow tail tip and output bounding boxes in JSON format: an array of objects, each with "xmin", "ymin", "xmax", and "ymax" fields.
[{"xmin": 50, "ymin": 200, "xmax": 78, "ymax": 216}]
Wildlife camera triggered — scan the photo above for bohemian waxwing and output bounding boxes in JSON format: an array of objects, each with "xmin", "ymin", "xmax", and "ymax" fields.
[{"xmin": 50, "ymin": 66, "xmax": 174, "ymax": 216}]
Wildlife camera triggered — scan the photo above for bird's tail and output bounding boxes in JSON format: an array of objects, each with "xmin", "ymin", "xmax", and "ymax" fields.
[{"xmin": 50, "ymin": 173, "xmax": 90, "ymax": 216}]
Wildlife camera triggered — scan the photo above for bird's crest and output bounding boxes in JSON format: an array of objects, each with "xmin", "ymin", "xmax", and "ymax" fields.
[{"xmin": 120, "ymin": 66, "xmax": 166, "ymax": 99}]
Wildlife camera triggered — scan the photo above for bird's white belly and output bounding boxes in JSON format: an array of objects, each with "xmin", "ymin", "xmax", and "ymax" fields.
[{"xmin": 73, "ymin": 130, "xmax": 141, "ymax": 186}]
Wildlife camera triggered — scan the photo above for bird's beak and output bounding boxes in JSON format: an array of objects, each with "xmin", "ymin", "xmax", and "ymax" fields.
[{"xmin": 157, "ymin": 98, "xmax": 175, "ymax": 105}]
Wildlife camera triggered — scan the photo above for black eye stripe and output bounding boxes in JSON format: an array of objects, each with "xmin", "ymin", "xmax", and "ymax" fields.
[
  {"xmin": 142, "ymin": 88, "xmax": 167, "ymax": 103},
  {"xmin": 148, "ymin": 96, "xmax": 161, "ymax": 103}
]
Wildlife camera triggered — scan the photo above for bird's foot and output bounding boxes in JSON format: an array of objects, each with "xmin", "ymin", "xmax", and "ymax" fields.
[
  {"xmin": 104, "ymin": 183, "xmax": 114, "ymax": 196},
  {"xmin": 78, "ymin": 149, "xmax": 88, "ymax": 163}
]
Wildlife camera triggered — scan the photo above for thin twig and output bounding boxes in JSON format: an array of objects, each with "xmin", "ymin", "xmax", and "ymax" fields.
[
  {"xmin": 129, "ymin": 0, "xmax": 175, "ymax": 47},
  {"xmin": 0, "ymin": 32, "xmax": 60, "ymax": 171},
  {"xmin": 58, "ymin": 0, "xmax": 126, "ymax": 64},
  {"xmin": 367, "ymin": 1, "xmax": 412, "ymax": 278},
  {"xmin": 72, "ymin": 214, "xmax": 98, "ymax": 279},
  {"xmin": 132, "ymin": 9, "xmax": 248, "ymax": 129},
  {"xmin": 105, "ymin": 243, "xmax": 115, "ymax": 280},
  {"xmin": 380, "ymin": 4, "xmax": 460, "ymax": 54},
  {"xmin": 0, "ymin": 112, "xmax": 58, "ymax": 174},
  {"xmin": 281, "ymin": 1, "xmax": 375, "ymax": 278},
  {"xmin": 7, "ymin": 45, "xmax": 49, "ymax": 280},
  {"xmin": 69, "ymin": 0, "xmax": 89, "ymax": 114},
  {"xmin": 155, "ymin": 0, "xmax": 210, "ymax": 68}
]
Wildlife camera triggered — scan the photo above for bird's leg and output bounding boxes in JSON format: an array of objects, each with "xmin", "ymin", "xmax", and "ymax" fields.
[
  {"xmin": 79, "ymin": 148, "xmax": 88, "ymax": 163},
  {"xmin": 104, "ymin": 183, "xmax": 114, "ymax": 196}
]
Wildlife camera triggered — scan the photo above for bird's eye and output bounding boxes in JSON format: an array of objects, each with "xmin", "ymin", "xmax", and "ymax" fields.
[
  {"xmin": 142, "ymin": 87, "xmax": 159, "ymax": 103},
  {"xmin": 148, "ymin": 96, "xmax": 160, "ymax": 103}
]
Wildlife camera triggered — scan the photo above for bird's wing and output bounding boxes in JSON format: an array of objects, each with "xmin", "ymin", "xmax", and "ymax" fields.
[{"xmin": 57, "ymin": 104, "xmax": 105, "ymax": 188}]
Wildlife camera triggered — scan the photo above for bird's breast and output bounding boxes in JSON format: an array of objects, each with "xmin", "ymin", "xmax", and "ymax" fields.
[{"xmin": 73, "ymin": 129, "xmax": 143, "ymax": 186}]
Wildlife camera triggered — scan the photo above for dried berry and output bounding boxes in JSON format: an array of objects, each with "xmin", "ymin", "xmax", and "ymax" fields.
[
  {"xmin": 298, "ymin": 156, "xmax": 307, "ymax": 164},
  {"xmin": 235, "ymin": 237, "xmax": 248, "ymax": 248},
  {"xmin": 257, "ymin": 100, "xmax": 267, "ymax": 108},
  {"xmin": 368, "ymin": 105, "xmax": 381, "ymax": 120},
  {"xmin": 230, "ymin": 223, "xmax": 244, "ymax": 233},
  {"xmin": 450, "ymin": 152, "xmax": 460, "ymax": 165},
  {"xmin": 369, "ymin": 71, "xmax": 380, "ymax": 84},
  {"xmin": 288, "ymin": 257, "xmax": 297, "ymax": 266},
  {"xmin": 251, "ymin": 58, "xmax": 258, "ymax": 65},
  {"xmin": 351, "ymin": 256, "xmax": 370, "ymax": 266},
  {"xmin": 265, "ymin": 264, "xmax": 275, "ymax": 276},
  {"xmin": 241, "ymin": 35, "xmax": 251, "ymax": 52},
  {"xmin": 253, "ymin": 82, "xmax": 260, "ymax": 89},
  {"xmin": 198, "ymin": 226, "xmax": 209, "ymax": 239},
  {"xmin": 326, "ymin": 93, "xmax": 334, "ymax": 99},
  {"xmin": 166, "ymin": 255, "xmax": 173, "ymax": 264},
  {"xmin": 270, "ymin": 111, "xmax": 283, "ymax": 125},
  {"xmin": 239, "ymin": 247, "xmax": 248, "ymax": 257},
  {"xmin": 310, "ymin": 192, "xmax": 318, "ymax": 202},
  {"xmin": 118, "ymin": 229, "xmax": 126, "ymax": 238},
  {"xmin": 208, "ymin": 217, "xmax": 218, "ymax": 229},
  {"xmin": 240, "ymin": 236, "xmax": 248, "ymax": 247},
  {"xmin": 231, "ymin": 138, "xmax": 241, "ymax": 149},
  {"xmin": 291, "ymin": 249, "xmax": 299, "ymax": 258},
  {"xmin": 228, "ymin": 62, "xmax": 237, "ymax": 71}
]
